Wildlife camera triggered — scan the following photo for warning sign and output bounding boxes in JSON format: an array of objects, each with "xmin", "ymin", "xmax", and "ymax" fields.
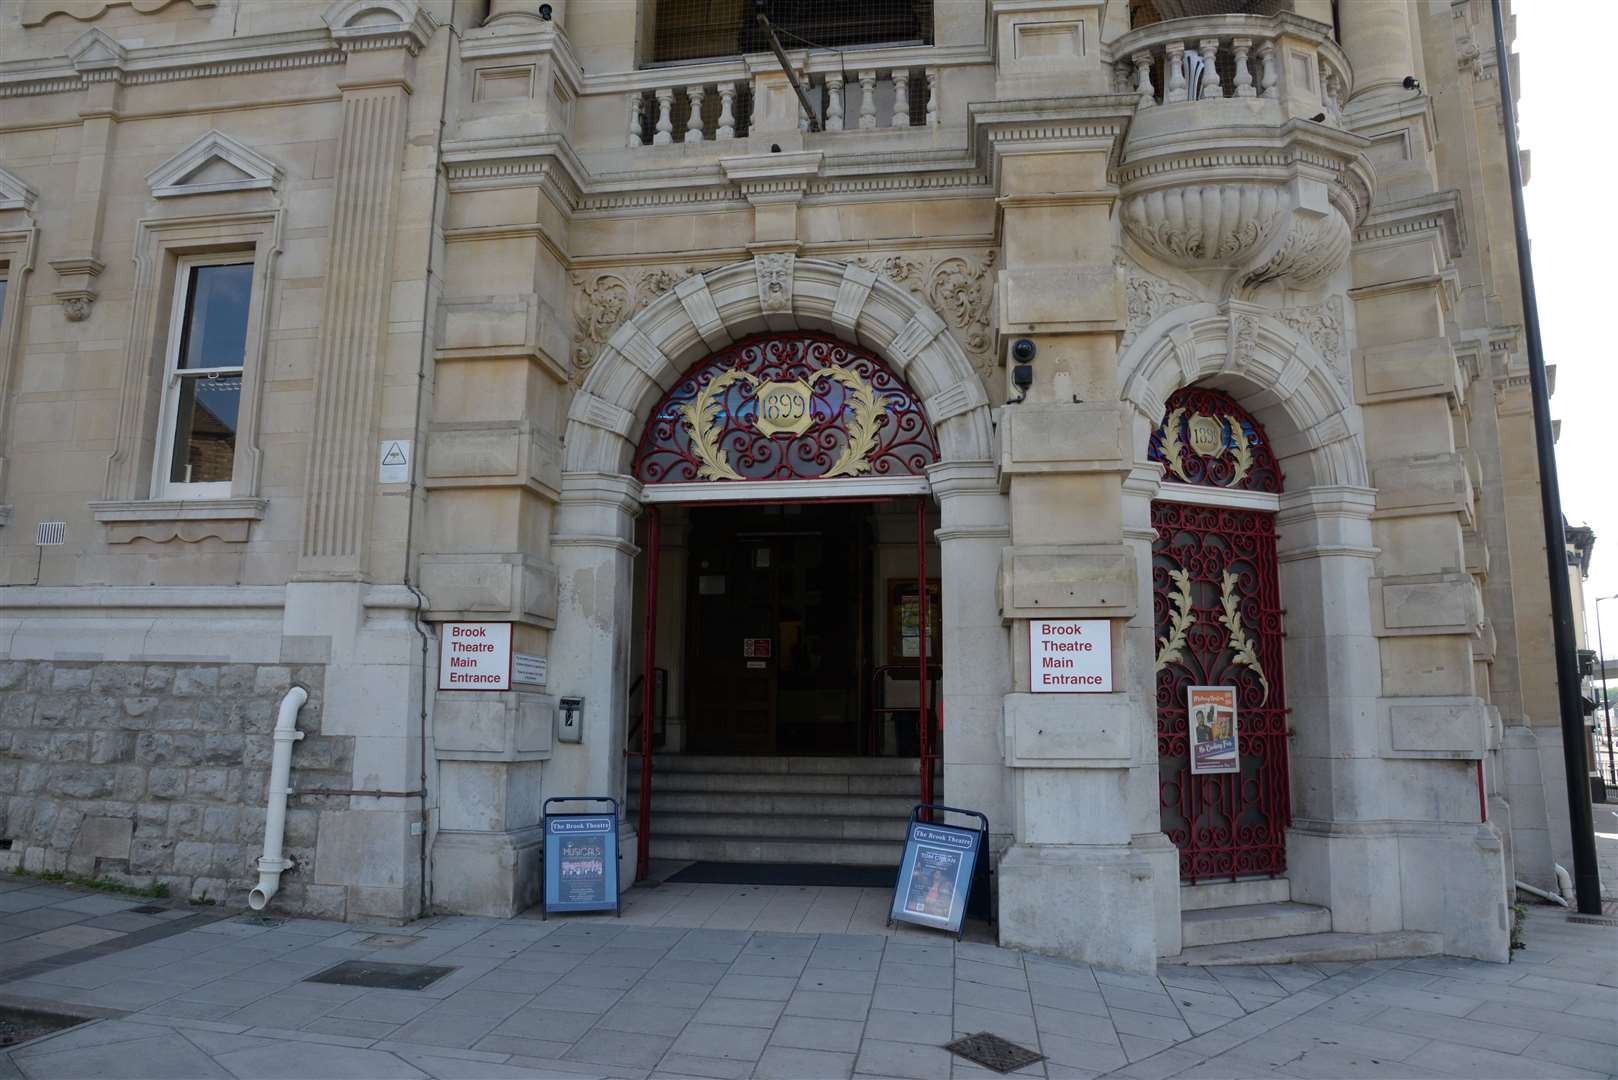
[
  {"xmin": 379, "ymin": 440, "xmax": 411, "ymax": 483},
  {"xmin": 743, "ymin": 638, "xmax": 772, "ymax": 658}
]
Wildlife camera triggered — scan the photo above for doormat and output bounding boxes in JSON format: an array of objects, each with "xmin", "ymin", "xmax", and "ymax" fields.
[
  {"xmin": 945, "ymin": 1032, "xmax": 1045, "ymax": 1074},
  {"xmin": 664, "ymin": 862, "xmax": 895, "ymax": 888},
  {"xmin": 305, "ymin": 960, "xmax": 454, "ymax": 991}
]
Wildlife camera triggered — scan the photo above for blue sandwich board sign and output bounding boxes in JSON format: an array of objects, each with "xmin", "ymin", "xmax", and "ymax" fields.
[
  {"xmin": 888, "ymin": 804, "xmax": 988, "ymax": 937},
  {"xmin": 541, "ymin": 796, "xmax": 621, "ymax": 918}
]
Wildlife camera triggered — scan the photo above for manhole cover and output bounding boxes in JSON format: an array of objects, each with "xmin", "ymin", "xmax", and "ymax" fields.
[
  {"xmin": 128, "ymin": 905, "xmax": 167, "ymax": 915},
  {"xmin": 305, "ymin": 961, "xmax": 454, "ymax": 991},
  {"xmin": 362, "ymin": 933, "xmax": 420, "ymax": 947},
  {"xmin": 945, "ymin": 1032, "xmax": 1045, "ymax": 1074}
]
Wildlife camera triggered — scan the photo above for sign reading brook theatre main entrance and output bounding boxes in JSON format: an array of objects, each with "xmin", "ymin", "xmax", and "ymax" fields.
[{"xmin": 1029, "ymin": 619, "xmax": 1111, "ymax": 692}]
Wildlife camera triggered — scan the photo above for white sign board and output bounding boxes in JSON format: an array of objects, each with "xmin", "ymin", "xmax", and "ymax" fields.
[
  {"xmin": 1029, "ymin": 619, "xmax": 1111, "ymax": 693},
  {"xmin": 439, "ymin": 622, "xmax": 512, "ymax": 690},
  {"xmin": 379, "ymin": 439, "xmax": 412, "ymax": 484},
  {"xmin": 512, "ymin": 653, "xmax": 547, "ymax": 687}
]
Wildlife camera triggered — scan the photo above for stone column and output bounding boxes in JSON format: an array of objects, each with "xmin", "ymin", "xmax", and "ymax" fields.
[
  {"xmin": 1338, "ymin": 0, "xmax": 1418, "ymax": 103},
  {"xmin": 298, "ymin": 51, "xmax": 414, "ymax": 579},
  {"xmin": 929, "ymin": 462, "xmax": 1012, "ymax": 851},
  {"xmin": 1346, "ymin": 200, "xmax": 1509, "ymax": 960},
  {"xmin": 545, "ymin": 472, "xmax": 642, "ymax": 879},
  {"xmin": 486, "ymin": 0, "xmax": 565, "ymax": 28},
  {"xmin": 988, "ymin": 105, "xmax": 1160, "ymax": 970}
]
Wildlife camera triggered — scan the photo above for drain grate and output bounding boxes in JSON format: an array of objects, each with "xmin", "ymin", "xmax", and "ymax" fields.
[
  {"xmin": 242, "ymin": 916, "xmax": 284, "ymax": 927},
  {"xmin": 1567, "ymin": 915, "xmax": 1618, "ymax": 927},
  {"xmin": 128, "ymin": 905, "xmax": 167, "ymax": 915},
  {"xmin": 305, "ymin": 960, "xmax": 455, "ymax": 991},
  {"xmin": 945, "ymin": 1032, "xmax": 1045, "ymax": 1074}
]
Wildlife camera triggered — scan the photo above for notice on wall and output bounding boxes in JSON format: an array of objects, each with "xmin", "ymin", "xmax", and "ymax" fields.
[
  {"xmin": 543, "ymin": 814, "xmax": 619, "ymax": 913},
  {"xmin": 889, "ymin": 820, "xmax": 980, "ymax": 934},
  {"xmin": 438, "ymin": 622, "xmax": 512, "ymax": 691},
  {"xmin": 378, "ymin": 439, "xmax": 411, "ymax": 484},
  {"xmin": 1188, "ymin": 686, "xmax": 1239, "ymax": 774},
  {"xmin": 512, "ymin": 653, "xmax": 547, "ymax": 687},
  {"xmin": 742, "ymin": 638, "xmax": 772, "ymax": 659},
  {"xmin": 1028, "ymin": 619, "xmax": 1111, "ymax": 693}
]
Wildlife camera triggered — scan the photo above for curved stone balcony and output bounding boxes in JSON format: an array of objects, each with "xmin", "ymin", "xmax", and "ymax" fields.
[{"xmin": 1107, "ymin": 13, "xmax": 1373, "ymax": 294}]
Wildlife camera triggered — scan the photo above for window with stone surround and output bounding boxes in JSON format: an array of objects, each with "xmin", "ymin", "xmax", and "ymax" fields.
[
  {"xmin": 91, "ymin": 210, "xmax": 282, "ymax": 544},
  {"xmin": 153, "ymin": 257, "xmax": 254, "ymax": 499}
]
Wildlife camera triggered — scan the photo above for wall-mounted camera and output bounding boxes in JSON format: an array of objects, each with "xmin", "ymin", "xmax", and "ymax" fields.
[
  {"xmin": 539, "ymin": 3, "xmax": 553, "ymax": 20},
  {"xmin": 1009, "ymin": 338, "xmax": 1036, "ymax": 404}
]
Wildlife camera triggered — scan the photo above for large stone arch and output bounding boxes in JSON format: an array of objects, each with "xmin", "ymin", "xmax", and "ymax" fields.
[
  {"xmin": 562, "ymin": 256, "xmax": 995, "ymax": 482},
  {"xmin": 1118, "ymin": 303, "xmax": 1367, "ymax": 490},
  {"xmin": 545, "ymin": 256, "xmax": 1007, "ymax": 867}
]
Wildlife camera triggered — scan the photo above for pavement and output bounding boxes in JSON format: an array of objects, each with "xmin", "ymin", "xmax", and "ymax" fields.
[{"xmin": 0, "ymin": 873, "xmax": 1614, "ymax": 1080}]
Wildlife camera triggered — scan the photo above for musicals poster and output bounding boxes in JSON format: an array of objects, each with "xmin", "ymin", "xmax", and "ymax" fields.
[{"xmin": 1187, "ymin": 686, "xmax": 1239, "ymax": 775}]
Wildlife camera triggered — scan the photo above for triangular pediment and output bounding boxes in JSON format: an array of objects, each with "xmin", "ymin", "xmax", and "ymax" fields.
[
  {"xmin": 64, "ymin": 27, "xmax": 127, "ymax": 71},
  {"xmin": 0, "ymin": 166, "xmax": 39, "ymax": 213},
  {"xmin": 145, "ymin": 130, "xmax": 282, "ymax": 199}
]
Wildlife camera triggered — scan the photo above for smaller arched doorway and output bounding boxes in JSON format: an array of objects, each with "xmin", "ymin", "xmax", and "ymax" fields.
[
  {"xmin": 1150, "ymin": 386, "xmax": 1291, "ymax": 882},
  {"xmin": 627, "ymin": 332, "xmax": 944, "ymax": 879}
]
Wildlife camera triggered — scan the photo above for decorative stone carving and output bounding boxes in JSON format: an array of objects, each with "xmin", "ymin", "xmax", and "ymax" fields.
[
  {"xmin": 755, "ymin": 253, "xmax": 795, "ymax": 313},
  {"xmin": 568, "ymin": 265, "xmax": 703, "ymax": 387},
  {"xmin": 1122, "ymin": 265, "xmax": 1200, "ymax": 350},
  {"xmin": 49, "ymin": 256, "xmax": 103, "ymax": 323},
  {"xmin": 60, "ymin": 297, "xmax": 92, "ymax": 322},
  {"xmin": 1277, "ymin": 296, "xmax": 1349, "ymax": 391},
  {"xmin": 855, "ymin": 251, "xmax": 997, "ymax": 382}
]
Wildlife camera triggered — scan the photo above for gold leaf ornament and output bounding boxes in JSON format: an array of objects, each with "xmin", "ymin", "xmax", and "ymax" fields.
[
  {"xmin": 1218, "ymin": 570, "xmax": 1269, "ymax": 704},
  {"xmin": 680, "ymin": 368, "xmax": 756, "ymax": 481},
  {"xmin": 811, "ymin": 366, "xmax": 883, "ymax": 478},
  {"xmin": 1160, "ymin": 407, "xmax": 1191, "ymax": 483},
  {"xmin": 1227, "ymin": 416, "xmax": 1253, "ymax": 487},
  {"xmin": 1154, "ymin": 568, "xmax": 1195, "ymax": 673}
]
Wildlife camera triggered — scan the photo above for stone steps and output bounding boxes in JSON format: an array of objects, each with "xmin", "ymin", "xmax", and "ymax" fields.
[
  {"xmin": 1180, "ymin": 877, "xmax": 1290, "ymax": 911},
  {"xmin": 1181, "ymin": 900, "xmax": 1331, "ymax": 948},
  {"xmin": 630, "ymin": 754, "xmax": 930, "ymax": 867},
  {"xmin": 1166, "ymin": 930, "xmax": 1443, "ymax": 966}
]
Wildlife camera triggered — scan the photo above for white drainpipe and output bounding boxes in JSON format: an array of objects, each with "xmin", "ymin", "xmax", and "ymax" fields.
[{"xmin": 248, "ymin": 686, "xmax": 307, "ymax": 911}]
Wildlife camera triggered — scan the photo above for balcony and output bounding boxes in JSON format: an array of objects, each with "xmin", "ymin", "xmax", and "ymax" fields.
[{"xmin": 1106, "ymin": 13, "xmax": 1373, "ymax": 293}]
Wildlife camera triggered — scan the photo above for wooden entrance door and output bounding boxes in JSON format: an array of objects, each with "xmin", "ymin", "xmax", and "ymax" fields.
[{"xmin": 684, "ymin": 506, "xmax": 865, "ymax": 754}]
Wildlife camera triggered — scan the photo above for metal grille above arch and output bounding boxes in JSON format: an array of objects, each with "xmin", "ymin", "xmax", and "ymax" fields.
[
  {"xmin": 1148, "ymin": 386, "xmax": 1285, "ymax": 494},
  {"xmin": 632, "ymin": 333, "xmax": 939, "ymax": 485}
]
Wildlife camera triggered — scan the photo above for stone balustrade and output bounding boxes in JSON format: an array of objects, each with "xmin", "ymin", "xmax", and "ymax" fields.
[
  {"xmin": 1109, "ymin": 13, "xmax": 1350, "ymax": 126},
  {"xmin": 625, "ymin": 62, "xmax": 939, "ymax": 147}
]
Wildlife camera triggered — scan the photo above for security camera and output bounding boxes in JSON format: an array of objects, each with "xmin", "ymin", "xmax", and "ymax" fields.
[
  {"xmin": 538, "ymin": 2, "xmax": 552, "ymax": 19},
  {"xmin": 1011, "ymin": 338, "xmax": 1037, "ymax": 363},
  {"xmin": 1402, "ymin": 75, "xmax": 1421, "ymax": 92}
]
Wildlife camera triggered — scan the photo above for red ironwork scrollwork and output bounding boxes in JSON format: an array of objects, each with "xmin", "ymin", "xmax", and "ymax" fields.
[
  {"xmin": 631, "ymin": 333, "xmax": 939, "ymax": 484},
  {"xmin": 1148, "ymin": 386, "xmax": 1283, "ymax": 494},
  {"xmin": 1154, "ymin": 501, "xmax": 1290, "ymax": 882}
]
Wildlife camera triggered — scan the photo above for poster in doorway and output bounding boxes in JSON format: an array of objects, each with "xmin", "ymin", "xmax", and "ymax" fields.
[{"xmin": 1188, "ymin": 686, "xmax": 1240, "ymax": 774}]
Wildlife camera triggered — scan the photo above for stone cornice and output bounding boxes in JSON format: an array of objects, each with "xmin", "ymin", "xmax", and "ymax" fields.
[{"xmin": 1354, "ymin": 190, "xmax": 1466, "ymax": 261}]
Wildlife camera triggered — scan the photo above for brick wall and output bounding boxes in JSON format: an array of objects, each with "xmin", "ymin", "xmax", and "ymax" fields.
[{"xmin": 0, "ymin": 661, "xmax": 350, "ymax": 913}]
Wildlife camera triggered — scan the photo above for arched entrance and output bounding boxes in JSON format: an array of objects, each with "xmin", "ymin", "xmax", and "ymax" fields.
[
  {"xmin": 544, "ymin": 257, "xmax": 1000, "ymax": 890},
  {"xmin": 1149, "ymin": 386, "xmax": 1291, "ymax": 881},
  {"xmin": 629, "ymin": 333, "xmax": 944, "ymax": 880}
]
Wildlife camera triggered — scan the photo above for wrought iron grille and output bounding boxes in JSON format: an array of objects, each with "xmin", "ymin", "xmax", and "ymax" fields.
[
  {"xmin": 1154, "ymin": 501, "xmax": 1290, "ymax": 881},
  {"xmin": 1148, "ymin": 386, "xmax": 1283, "ymax": 493},
  {"xmin": 631, "ymin": 333, "xmax": 939, "ymax": 484},
  {"xmin": 650, "ymin": 0, "xmax": 933, "ymax": 64}
]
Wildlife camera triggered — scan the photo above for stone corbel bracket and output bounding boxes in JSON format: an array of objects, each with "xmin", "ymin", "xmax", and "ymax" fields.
[
  {"xmin": 1118, "ymin": 119, "xmax": 1374, "ymax": 299},
  {"xmin": 49, "ymin": 255, "xmax": 104, "ymax": 322}
]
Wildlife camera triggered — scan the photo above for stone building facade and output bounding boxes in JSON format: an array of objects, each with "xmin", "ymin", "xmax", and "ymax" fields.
[{"xmin": 0, "ymin": 0, "xmax": 1579, "ymax": 970}]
